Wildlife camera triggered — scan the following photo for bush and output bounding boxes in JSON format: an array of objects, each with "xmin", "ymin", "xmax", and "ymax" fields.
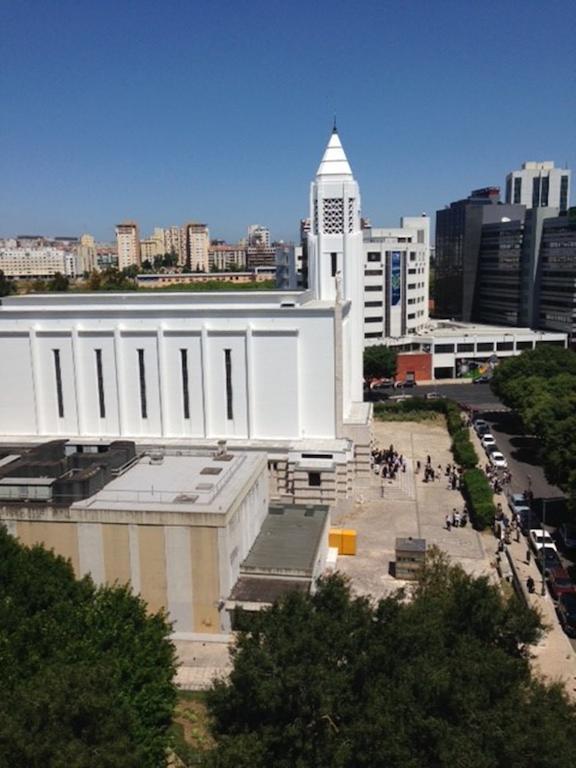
[
  {"xmin": 462, "ymin": 468, "xmax": 496, "ymax": 530},
  {"xmin": 451, "ymin": 429, "xmax": 478, "ymax": 469}
]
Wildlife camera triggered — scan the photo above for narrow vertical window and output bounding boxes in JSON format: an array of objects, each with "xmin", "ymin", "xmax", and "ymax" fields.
[
  {"xmin": 95, "ymin": 349, "xmax": 106, "ymax": 418},
  {"xmin": 330, "ymin": 252, "xmax": 337, "ymax": 277},
  {"xmin": 53, "ymin": 349, "xmax": 64, "ymax": 418},
  {"xmin": 137, "ymin": 348, "xmax": 147, "ymax": 419},
  {"xmin": 180, "ymin": 349, "xmax": 190, "ymax": 420},
  {"xmin": 224, "ymin": 348, "xmax": 233, "ymax": 420}
]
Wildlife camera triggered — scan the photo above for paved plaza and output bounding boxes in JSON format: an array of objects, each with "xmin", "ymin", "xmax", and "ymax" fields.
[{"xmin": 332, "ymin": 418, "xmax": 493, "ymax": 600}]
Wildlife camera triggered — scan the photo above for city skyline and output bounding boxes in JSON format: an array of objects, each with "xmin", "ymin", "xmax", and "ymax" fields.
[{"xmin": 1, "ymin": 0, "xmax": 574, "ymax": 241}]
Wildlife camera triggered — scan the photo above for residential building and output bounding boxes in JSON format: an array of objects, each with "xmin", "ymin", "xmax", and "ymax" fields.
[
  {"xmin": 76, "ymin": 234, "xmax": 97, "ymax": 274},
  {"xmin": 162, "ymin": 226, "xmax": 185, "ymax": 264},
  {"xmin": 115, "ymin": 221, "xmax": 140, "ymax": 270},
  {"xmin": 246, "ymin": 243, "xmax": 276, "ymax": 269},
  {"xmin": 247, "ymin": 225, "xmax": 270, "ymax": 248},
  {"xmin": 208, "ymin": 242, "xmax": 247, "ymax": 271},
  {"xmin": 434, "ymin": 188, "xmax": 524, "ymax": 320},
  {"xmin": 362, "ymin": 216, "xmax": 430, "ymax": 342},
  {"xmin": 185, "ymin": 222, "xmax": 210, "ymax": 271},
  {"xmin": 506, "ymin": 162, "xmax": 571, "ymax": 213},
  {"xmin": 0, "ymin": 247, "xmax": 78, "ymax": 278}
]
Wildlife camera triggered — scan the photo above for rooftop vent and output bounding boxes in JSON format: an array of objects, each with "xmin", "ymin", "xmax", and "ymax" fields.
[
  {"xmin": 201, "ymin": 466, "xmax": 222, "ymax": 476},
  {"xmin": 174, "ymin": 494, "xmax": 198, "ymax": 503},
  {"xmin": 149, "ymin": 452, "xmax": 164, "ymax": 465},
  {"xmin": 214, "ymin": 439, "xmax": 233, "ymax": 461},
  {"xmin": 280, "ymin": 301, "xmax": 296, "ymax": 308},
  {"xmin": 195, "ymin": 482, "xmax": 214, "ymax": 491}
]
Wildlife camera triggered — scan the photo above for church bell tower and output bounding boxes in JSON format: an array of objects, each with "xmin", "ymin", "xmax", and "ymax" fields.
[{"xmin": 307, "ymin": 126, "xmax": 364, "ymax": 408}]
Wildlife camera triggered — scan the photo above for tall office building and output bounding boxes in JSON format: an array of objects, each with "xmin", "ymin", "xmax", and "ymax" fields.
[
  {"xmin": 185, "ymin": 223, "xmax": 209, "ymax": 271},
  {"xmin": 506, "ymin": 162, "xmax": 571, "ymax": 213},
  {"xmin": 537, "ymin": 210, "xmax": 576, "ymax": 346},
  {"xmin": 434, "ymin": 188, "xmax": 524, "ymax": 320},
  {"xmin": 115, "ymin": 221, "xmax": 140, "ymax": 270}
]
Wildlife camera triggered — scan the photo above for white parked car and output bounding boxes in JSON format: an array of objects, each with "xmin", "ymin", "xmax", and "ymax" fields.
[
  {"xmin": 481, "ymin": 434, "xmax": 497, "ymax": 449},
  {"xmin": 528, "ymin": 528, "xmax": 558, "ymax": 553},
  {"xmin": 489, "ymin": 451, "xmax": 508, "ymax": 468}
]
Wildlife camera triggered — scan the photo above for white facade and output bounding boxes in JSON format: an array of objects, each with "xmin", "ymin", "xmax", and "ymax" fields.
[
  {"xmin": 506, "ymin": 161, "xmax": 571, "ymax": 212},
  {"xmin": 0, "ymin": 247, "xmax": 78, "ymax": 278},
  {"xmin": 362, "ymin": 216, "xmax": 430, "ymax": 343}
]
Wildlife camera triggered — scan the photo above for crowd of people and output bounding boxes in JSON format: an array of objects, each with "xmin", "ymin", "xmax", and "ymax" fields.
[
  {"xmin": 371, "ymin": 445, "xmax": 407, "ymax": 479},
  {"xmin": 485, "ymin": 462, "xmax": 512, "ymax": 494}
]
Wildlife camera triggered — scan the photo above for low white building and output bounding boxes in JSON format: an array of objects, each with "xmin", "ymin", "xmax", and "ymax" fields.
[
  {"xmin": 0, "ymin": 247, "xmax": 78, "ymax": 278},
  {"xmin": 381, "ymin": 320, "xmax": 567, "ymax": 381}
]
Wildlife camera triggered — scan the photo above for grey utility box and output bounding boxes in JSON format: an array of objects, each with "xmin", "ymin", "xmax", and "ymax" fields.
[{"xmin": 395, "ymin": 537, "xmax": 426, "ymax": 580}]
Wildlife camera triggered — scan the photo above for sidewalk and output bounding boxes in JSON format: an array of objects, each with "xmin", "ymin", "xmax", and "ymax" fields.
[{"xmin": 470, "ymin": 425, "xmax": 576, "ymax": 700}]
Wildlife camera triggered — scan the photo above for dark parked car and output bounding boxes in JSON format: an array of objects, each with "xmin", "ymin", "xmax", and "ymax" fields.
[
  {"xmin": 546, "ymin": 566, "xmax": 576, "ymax": 601},
  {"xmin": 557, "ymin": 593, "xmax": 576, "ymax": 638},
  {"xmin": 473, "ymin": 375, "xmax": 492, "ymax": 384},
  {"xmin": 535, "ymin": 546, "xmax": 562, "ymax": 573}
]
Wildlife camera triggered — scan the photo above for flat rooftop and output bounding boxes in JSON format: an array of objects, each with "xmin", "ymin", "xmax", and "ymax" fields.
[
  {"xmin": 241, "ymin": 503, "xmax": 329, "ymax": 577},
  {"xmin": 417, "ymin": 321, "xmax": 566, "ymax": 339},
  {"xmin": 72, "ymin": 451, "xmax": 265, "ymax": 515},
  {"xmin": 0, "ymin": 291, "xmax": 343, "ymax": 314}
]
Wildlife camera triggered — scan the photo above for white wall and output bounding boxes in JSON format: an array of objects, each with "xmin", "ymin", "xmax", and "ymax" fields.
[{"xmin": 0, "ymin": 301, "xmax": 336, "ymax": 440}]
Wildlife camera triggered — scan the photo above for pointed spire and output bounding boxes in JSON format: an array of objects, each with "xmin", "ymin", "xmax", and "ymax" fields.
[
  {"xmin": 316, "ymin": 127, "xmax": 352, "ymax": 178},
  {"xmin": 333, "ymin": 115, "xmax": 337, "ymax": 134}
]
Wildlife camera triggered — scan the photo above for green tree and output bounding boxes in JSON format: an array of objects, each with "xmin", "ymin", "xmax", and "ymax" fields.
[
  {"xmin": 0, "ymin": 526, "xmax": 177, "ymax": 767},
  {"xmin": 47, "ymin": 272, "xmax": 70, "ymax": 291},
  {"xmin": 122, "ymin": 264, "xmax": 140, "ymax": 279},
  {"xmin": 0, "ymin": 269, "xmax": 15, "ymax": 297},
  {"xmin": 206, "ymin": 556, "xmax": 576, "ymax": 768},
  {"xmin": 363, "ymin": 344, "xmax": 397, "ymax": 380},
  {"xmin": 492, "ymin": 347, "xmax": 576, "ymax": 503}
]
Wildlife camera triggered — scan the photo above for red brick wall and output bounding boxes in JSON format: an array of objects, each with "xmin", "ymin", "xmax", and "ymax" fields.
[{"xmin": 396, "ymin": 353, "xmax": 432, "ymax": 382}]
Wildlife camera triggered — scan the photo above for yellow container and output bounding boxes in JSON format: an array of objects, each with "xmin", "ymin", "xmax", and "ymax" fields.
[
  {"xmin": 329, "ymin": 528, "xmax": 343, "ymax": 550},
  {"xmin": 340, "ymin": 529, "xmax": 357, "ymax": 556}
]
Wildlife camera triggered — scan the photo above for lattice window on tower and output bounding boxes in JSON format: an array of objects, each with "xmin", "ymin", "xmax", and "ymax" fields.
[
  {"xmin": 314, "ymin": 200, "xmax": 319, "ymax": 234},
  {"xmin": 348, "ymin": 198, "xmax": 356, "ymax": 233},
  {"xmin": 322, "ymin": 198, "xmax": 344, "ymax": 234}
]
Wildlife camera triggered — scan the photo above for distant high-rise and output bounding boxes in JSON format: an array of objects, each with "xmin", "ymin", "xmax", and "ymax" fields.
[
  {"xmin": 434, "ymin": 188, "xmax": 524, "ymax": 320},
  {"xmin": 247, "ymin": 224, "xmax": 270, "ymax": 248},
  {"xmin": 505, "ymin": 162, "xmax": 571, "ymax": 213},
  {"xmin": 115, "ymin": 221, "xmax": 140, "ymax": 270},
  {"xmin": 185, "ymin": 223, "xmax": 209, "ymax": 271},
  {"xmin": 77, "ymin": 233, "xmax": 97, "ymax": 273}
]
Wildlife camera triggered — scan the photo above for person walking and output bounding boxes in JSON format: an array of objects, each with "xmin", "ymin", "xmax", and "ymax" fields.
[
  {"xmin": 526, "ymin": 548, "xmax": 531, "ymax": 564},
  {"xmin": 445, "ymin": 514, "xmax": 452, "ymax": 531}
]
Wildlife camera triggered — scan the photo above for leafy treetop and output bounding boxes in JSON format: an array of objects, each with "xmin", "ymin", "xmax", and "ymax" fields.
[
  {"xmin": 205, "ymin": 551, "xmax": 576, "ymax": 768},
  {"xmin": 0, "ymin": 526, "xmax": 177, "ymax": 768}
]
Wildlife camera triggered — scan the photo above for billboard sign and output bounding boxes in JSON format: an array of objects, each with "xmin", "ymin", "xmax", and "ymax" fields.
[{"xmin": 390, "ymin": 251, "xmax": 401, "ymax": 306}]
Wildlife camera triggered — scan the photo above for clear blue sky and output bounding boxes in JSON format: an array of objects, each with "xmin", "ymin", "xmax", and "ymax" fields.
[{"xmin": 1, "ymin": 0, "xmax": 574, "ymax": 242}]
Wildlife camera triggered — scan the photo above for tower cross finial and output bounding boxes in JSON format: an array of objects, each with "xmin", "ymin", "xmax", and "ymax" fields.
[{"xmin": 333, "ymin": 115, "xmax": 337, "ymax": 134}]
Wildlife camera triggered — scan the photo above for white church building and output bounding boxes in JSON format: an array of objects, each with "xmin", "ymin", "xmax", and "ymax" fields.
[{"xmin": 0, "ymin": 130, "xmax": 372, "ymax": 502}]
